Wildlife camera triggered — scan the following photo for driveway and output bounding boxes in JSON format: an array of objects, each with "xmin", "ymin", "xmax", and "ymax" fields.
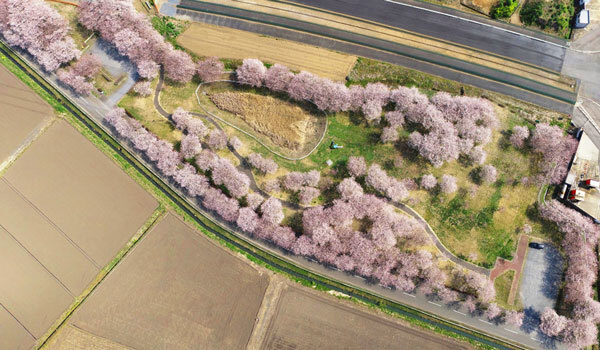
[{"xmin": 519, "ymin": 244, "xmax": 563, "ymax": 314}]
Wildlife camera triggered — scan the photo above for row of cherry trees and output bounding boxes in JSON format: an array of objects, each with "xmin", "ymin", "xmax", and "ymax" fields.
[
  {"xmin": 78, "ymin": 0, "xmax": 197, "ymax": 83},
  {"xmin": 0, "ymin": 0, "xmax": 80, "ymax": 72},
  {"xmin": 236, "ymin": 59, "xmax": 498, "ymax": 168},
  {"xmin": 537, "ymin": 200, "xmax": 600, "ymax": 348},
  {"xmin": 57, "ymin": 54, "xmax": 103, "ymax": 96},
  {"xmin": 104, "ymin": 107, "xmax": 503, "ymax": 308}
]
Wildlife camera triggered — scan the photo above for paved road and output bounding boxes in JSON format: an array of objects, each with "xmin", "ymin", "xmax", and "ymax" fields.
[
  {"xmin": 286, "ymin": 0, "xmax": 567, "ymax": 72},
  {"xmin": 174, "ymin": 3, "xmax": 575, "ymax": 113}
]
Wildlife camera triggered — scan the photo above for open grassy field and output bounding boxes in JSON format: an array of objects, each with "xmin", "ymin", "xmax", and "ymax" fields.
[
  {"xmin": 0, "ymin": 65, "xmax": 53, "ymax": 164},
  {"xmin": 64, "ymin": 213, "xmax": 269, "ymax": 349},
  {"xmin": 494, "ymin": 270, "xmax": 517, "ymax": 309},
  {"xmin": 177, "ymin": 22, "xmax": 357, "ymax": 81},
  {"xmin": 262, "ymin": 286, "xmax": 470, "ymax": 349}
]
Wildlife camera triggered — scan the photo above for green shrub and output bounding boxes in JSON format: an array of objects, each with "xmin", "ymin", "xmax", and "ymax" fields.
[
  {"xmin": 520, "ymin": 1, "xmax": 543, "ymax": 25},
  {"xmin": 491, "ymin": 0, "xmax": 519, "ymax": 19}
]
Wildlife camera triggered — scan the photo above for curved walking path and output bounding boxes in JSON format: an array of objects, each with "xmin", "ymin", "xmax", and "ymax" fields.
[
  {"xmin": 154, "ymin": 71, "xmax": 490, "ymax": 276},
  {"xmin": 194, "ymin": 80, "xmax": 328, "ymax": 161}
]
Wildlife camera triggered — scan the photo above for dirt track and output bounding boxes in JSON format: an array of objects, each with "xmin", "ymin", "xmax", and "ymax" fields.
[{"xmin": 64, "ymin": 213, "xmax": 269, "ymax": 350}]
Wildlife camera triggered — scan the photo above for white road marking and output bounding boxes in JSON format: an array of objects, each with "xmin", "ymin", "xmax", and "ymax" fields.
[
  {"xmin": 530, "ymin": 337, "xmax": 542, "ymax": 342},
  {"xmin": 479, "ymin": 319, "xmax": 493, "ymax": 325},
  {"xmin": 428, "ymin": 301, "xmax": 442, "ymax": 306},
  {"xmin": 403, "ymin": 292, "xmax": 416, "ymax": 298},
  {"xmin": 383, "ymin": 0, "xmax": 566, "ymax": 48},
  {"xmin": 453, "ymin": 310, "xmax": 467, "ymax": 316},
  {"xmin": 504, "ymin": 328, "xmax": 519, "ymax": 334}
]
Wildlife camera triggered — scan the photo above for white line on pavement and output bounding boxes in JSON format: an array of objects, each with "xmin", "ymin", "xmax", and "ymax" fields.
[
  {"xmin": 453, "ymin": 310, "xmax": 467, "ymax": 316},
  {"xmin": 504, "ymin": 328, "xmax": 519, "ymax": 334},
  {"xmin": 428, "ymin": 301, "xmax": 442, "ymax": 306},
  {"xmin": 383, "ymin": 0, "xmax": 566, "ymax": 48},
  {"xmin": 479, "ymin": 319, "xmax": 493, "ymax": 325},
  {"xmin": 530, "ymin": 337, "xmax": 542, "ymax": 342},
  {"xmin": 403, "ymin": 292, "xmax": 416, "ymax": 298}
]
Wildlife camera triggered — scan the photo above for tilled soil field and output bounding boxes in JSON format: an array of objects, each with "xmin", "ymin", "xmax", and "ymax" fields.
[
  {"xmin": 178, "ymin": 22, "xmax": 357, "ymax": 81},
  {"xmin": 0, "ymin": 65, "xmax": 52, "ymax": 164},
  {"xmin": 262, "ymin": 287, "xmax": 471, "ymax": 350},
  {"xmin": 3, "ymin": 120, "xmax": 158, "ymax": 267},
  {"xmin": 63, "ymin": 213, "xmax": 269, "ymax": 350},
  {"xmin": 0, "ymin": 119, "xmax": 157, "ymax": 350}
]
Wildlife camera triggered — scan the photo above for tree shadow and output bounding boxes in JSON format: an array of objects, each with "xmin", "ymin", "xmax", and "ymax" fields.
[{"xmin": 541, "ymin": 245, "xmax": 564, "ymax": 300}]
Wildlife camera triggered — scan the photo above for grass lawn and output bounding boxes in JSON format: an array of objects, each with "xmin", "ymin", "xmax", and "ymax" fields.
[{"xmin": 494, "ymin": 270, "xmax": 522, "ymax": 310}]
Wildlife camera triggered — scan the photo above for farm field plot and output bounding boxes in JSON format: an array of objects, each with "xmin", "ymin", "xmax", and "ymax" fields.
[
  {"xmin": 262, "ymin": 287, "xmax": 470, "ymax": 350},
  {"xmin": 3, "ymin": 120, "xmax": 158, "ymax": 267},
  {"xmin": 0, "ymin": 65, "xmax": 53, "ymax": 164},
  {"xmin": 0, "ymin": 119, "xmax": 157, "ymax": 349},
  {"xmin": 63, "ymin": 213, "xmax": 269, "ymax": 350},
  {"xmin": 178, "ymin": 22, "xmax": 357, "ymax": 80}
]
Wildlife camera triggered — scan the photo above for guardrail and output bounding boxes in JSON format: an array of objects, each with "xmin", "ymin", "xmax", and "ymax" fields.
[{"xmin": 0, "ymin": 40, "xmax": 529, "ymax": 350}]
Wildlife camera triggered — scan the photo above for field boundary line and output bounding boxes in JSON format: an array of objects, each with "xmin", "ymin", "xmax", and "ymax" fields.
[
  {"xmin": 0, "ymin": 303, "xmax": 36, "ymax": 341},
  {"xmin": 0, "ymin": 177, "xmax": 102, "ymax": 270},
  {"xmin": 0, "ymin": 116, "xmax": 56, "ymax": 177},
  {"xmin": 0, "ymin": 222, "xmax": 75, "ymax": 297},
  {"xmin": 35, "ymin": 206, "xmax": 166, "ymax": 350},
  {"xmin": 0, "ymin": 41, "xmax": 528, "ymax": 350}
]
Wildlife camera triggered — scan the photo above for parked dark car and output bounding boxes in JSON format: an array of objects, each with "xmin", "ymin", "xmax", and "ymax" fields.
[{"xmin": 529, "ymin": 242, "xmax": 545, "ymax": 249}]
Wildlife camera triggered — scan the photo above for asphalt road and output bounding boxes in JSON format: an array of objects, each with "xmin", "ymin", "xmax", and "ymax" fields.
[{"xmin": 286, "ymin": 0, "xmax": 567, "ymax": 72}]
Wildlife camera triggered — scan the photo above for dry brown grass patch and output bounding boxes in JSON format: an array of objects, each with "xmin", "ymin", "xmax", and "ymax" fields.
[{"xmin": 210, "ymin": 92, "xmax": 316, "ymax": 151}]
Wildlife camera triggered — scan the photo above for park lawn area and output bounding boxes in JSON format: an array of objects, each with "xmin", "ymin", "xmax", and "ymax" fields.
[
  {"xmin": 494, "ymin": 270, "xmax": 515, "ymax": 309},
  {"xmin": 118, "ymin": 78, "xmax": 182, "ymax": 144},
  {"xmin": 92, "ymin": 68, "xmax": 127, "ymax": 98}
]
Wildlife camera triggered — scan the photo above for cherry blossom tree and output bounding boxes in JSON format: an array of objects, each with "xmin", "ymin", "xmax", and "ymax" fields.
[
  {"xmin": 163, "ymin": 49, "xmax": 195, "ymax": 83},
  {"xmin": 366, "ymin": 164, "xmax": 390, "ymax": 193},
  {"xmin": 133, "ymin": 81, "xmax": 152, "ymax": 96},
  {"xmin": 236, "ymin": 58, "xmax": 266, "ymax": 87},
  {"xmin": 0, "ymin": 0, "xmax": 80, "ymax": 72},
  {"xmin": 229, "ymin": 136, "xmax": 243, "ymax": 151},
  {"xmin": 71, "ymin": 54, "xmax": 102, "ymax": 78},
  {"xmin": 338, "ymin": 177, "xmax": 364, "ymax": 200},
  {"xmin": 210, "ymin": 157, "xmax": 250, "ymax": 199},
  {"xmin": 264, "ymin": 63, "xmax": 293, "ymax": 92},
  {"xmin": 484, "ymin": 303, "xmax": 501, "ymax": 320},
  {"xmin": 440, "ymin": 175, "xmax": 458, "ymax": 194},
  {"xmin": 196, "ymin": 56, "xmax": 224, "ymax": 82},
  {"xmin": 384, "ymin": 110, "xmax": 405, "ymax": 127},
  {"xmin": 562, "ymin": 319, "xmax": 598, "ymax": 349},
  {"xmin": 207, "ymin": 129, "xmax": 228, "ymax": 150},
  {"xmin": 469, "ymin": 146, "xmax": 487, "ymax": 165},
  {"xmin": 180, "ymin": 134, "xmax": 202, "ymax": 159},
  {"xmin": 246, "ymin": 192, "xmax": 264, "ymax": 210},
  {"xmin": 237, "ymin": 207, "xmax": 259, "ymax": 233},
  {"xmin": 263, "ymin": 178, "xmax": 281, "ymax": 193},
  {"xmin": 510, "ymin": 125, "xmax": 529, "ymax": 148},
  {"xmin": 503, "ymin": 310, "xmax": 524, "ymax": 327},
  {"xmin": 381, "ymin": 127, "xmax": 399, "ymax": 143},
  {"xmin": 248, "ymin": 153, "xmax": 278, "ymax": 174},
  {"xmin": 531, "ymin": 123, "xmax": 578, "ymax": 184},
  {"xmin": 539, "ymin": 308, "xmax": 567, "ymax": 337},
  {"xmin": 480, "ymin": 164, "xmax": 497, "ymax": 184},
  {"xmin": 347, "ymin": 156, "xmax": 367, "ymax": 177},
  {"xmin": 57, "ymin": 69, "xmax": 93, "ymax": 95},
  {"xmin": 203, "ymin": 187, "xmax": 239, "ymax": 222},
  {"xmin": 420, "ymin": 174, "xmax": 437, "ymax": 190},
  {"xmin": 261, "ymin": 197, "xmax": 284, "ymax": 225},
  {"xmin": 299, "ymin": 186, "xmax": 320, "ymax": 205},
  {"xmin": 287, "ymin": 71, "xmax": 317, "ymax": 101}
]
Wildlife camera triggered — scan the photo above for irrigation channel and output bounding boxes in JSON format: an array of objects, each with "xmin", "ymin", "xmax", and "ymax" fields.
[{"xmin": 0, "ymin": 41, "xmax": 529, "ymax": 350}]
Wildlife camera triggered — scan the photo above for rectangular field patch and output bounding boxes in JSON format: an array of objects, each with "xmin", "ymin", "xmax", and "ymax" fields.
[
  {"xmin": 67, "ymin": 213, "xmax": 269, "ymax": 350},
  {"xmin": 0, "ymin": 65, "xmax": 53, "ymax": 164},
  {"xmin": 177, "ymin": 22, "xmax": 357, "ymax": 81}
]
